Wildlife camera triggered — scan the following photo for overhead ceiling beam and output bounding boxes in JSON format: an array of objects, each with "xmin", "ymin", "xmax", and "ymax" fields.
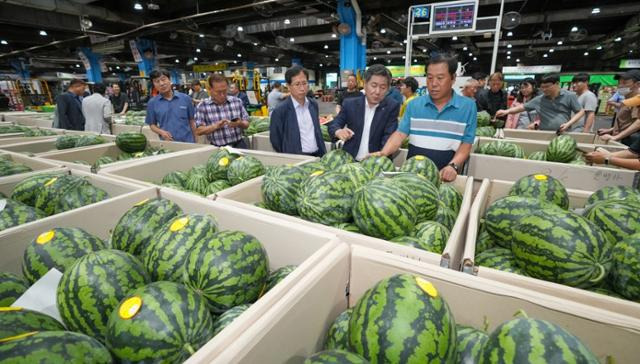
[
  {"xmin": 0, "ymin": 3, "xmax": 81, "ymax": 32},
  {"xmin": 1, "ymin": 0, "xmax": 140, "ymax": 26},
  {"xmin": 518, "ymin": 3, "xmax": 640, "ymax": 25},
  {"xmin": 242, "ymin": 15, "xmax": 331, "ymax": 34}
]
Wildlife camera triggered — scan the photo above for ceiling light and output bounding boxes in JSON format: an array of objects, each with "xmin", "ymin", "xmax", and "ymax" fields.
[
  {"xmin": 516, "ymin": 58, "xmax": 520, "ymax": 62},
  {"xmin": 196, "ymin": 48, "xmax": 201, "ymax": 53},
  {"xmin": 319, "ymin": 63, "xmax": 323, "ymax": 67},
  {"xmin": 324, "ymin": 44, "xmax": 329, "ymax": 49},
  {"xmin": 402, "ymin": 56, "xmax": 406, "ymax": 59},
  {"xmin": 253, "ymin": 42, "xmax": 258, "ymax": 46},
  {"xmin": 543, "ymin": 54, "xmax": 548, "ymax": 58},
  {"xmin": 468, "ymin": 53, "xmax": 473, "ymax": 56},
  {"xmin": 507, "ymin": 44, "xmax": 512, "ymax": 48},
  {"xmin": 0, "ymin": 40, "xmax": 7, "ymax": 45},
  {"xmin": 507, "ymin": 31, "xmax": 513, "ymax": 37},
  {"xmin": 463, "ymin": 46, "xmax": 468, "ymax": 51},
  {"xmin": 386, "ymin": 50, "xmax": 391, "ymax": 54},
  {"xmin": 596, "ymin": 45, "xmax": 603, "ymax": 50},
  {"xmin": 373, "ymin": 57, "xmax": 377, "ymax": 60},
  {"xmin": 507, "ymin": 55, "xmax": 511, "ymax": 59},
  {"xmin": 331, "ymin": 33, "xmax": 337, "ymax": 38},
  {"xmin": 133, "ymin": 3, "xmax": 143, "ymax": 10},
  {"xmin": 591, "ymin": 8, "xmax": 600, "ymax": 14},
  {"xmin": 473, "ymin": 57, "xmax": 477, "ymax": 61},
  {"xmin": 584, "ymin": 51, "xmax": 589, "ymax": 56},
  {"xmin": 557, "ymin": 40, "xmax": 563, "ymax": 45},
  {"xmin": 452, "ymin": 36, "xmax": 458, "ymax": 41},
  {"xmin": 549, "ymin": 48, "xmax": 554, "ymax": 53},
  {"xmin": 630, "ymin": 50, "xmax": 634, "ymax": 53},
  {"xmin": 39, "ymin": 30, "xmax": 47, "ymax": 36},
  {"xmin": 193, "ymin": 57, "xmax": 198, "ymax": 61},
  {"xmin": 237, "ymin": 53, "xmax": 242, "ymax": 57},
  {"xmin": 284, "ymin": 19, "xmax": 291, "ymax": 25},
  {"xmin": 507, "ymin": 51, "xmax": 511, "ymax": 55},
  {"xmin": 614, "ymin": 37, "xmax": 622, "ymax": 42},
  {"xmin": 234, "ymin": 60, "xmax": 238, "ymax": 64},
  {"xmin": 199, "ymin": 34, "xmax": 204, "ymax": 38},
  {"xmin": 413, "ymin": 59, "xmax": 417, "ymax": 63},
  {"xmin": 275, "ymin": 58, "xmax": 279, "ymax": 62},
  {"xmin": 325, "ymin": 55, "xmax": 329, "ymax": 58},
  {"xmin": 175, "ymin": 59, "xmax": 180, "ymax": 63},
  {"xmin": 289, "ymin": 37, "xmax": 295, "ymax": 42},
  {"xmin": 380, "ymin": 28, "xmax": 386, "ymax": 34},
  {"xmin": 422, "ymin": 49, "xmax": 427, "ymax": 53},
  {"xmin": 75, "ymin": 64, "xmax": 80, "ymax": 68},
  {"xmin": 571, "ymin": 26, "xmax": 578, "ymax": 32},
  {"xmin": 387, "ymin": 59, "xmax": 391, "ymax": 64},
  {"xmin": 237, "ymin": 26, "xmax": 244, "ymax": 32},
  {"xmin": 116, "ymin": 66, "xmax": 120, "ymax": 69}
]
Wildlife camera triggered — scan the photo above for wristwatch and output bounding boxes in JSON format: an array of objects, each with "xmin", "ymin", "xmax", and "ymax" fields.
[
  {"xmin": 448, "ymin": 162, "xmax": 460, "ymax": 172},
  {"xmin": 604, "ymin": 157, "xmax": 610, "ymax": 165}
]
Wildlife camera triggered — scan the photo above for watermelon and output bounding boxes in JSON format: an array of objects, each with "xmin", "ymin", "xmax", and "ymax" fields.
[
  {"xmin": 0, "ymin": 272, "xmax": 28, "ymax": 306},
  {"xmin": 185, "ymin": 172, "xmax": 210, "ymax": 195},
  {"xmin": 265, "ymin": 265, "xmax": 296, "ymax": 292},
  {"xmin": 188, "ymin": 164, "xmax": 207, "ymax": 178},
  {"xmin": 262, "ymin": 164, "xmax": 305, "ymax": 215},
  {"xmin": 475, "ymin": 126, "xmax": 496, "ymax": 137},
  {"xmin": 439, "ymin": 183, "xmax": 463, "ymax": 215},
  {"xmin": 304, "ymin": 350, "xmax": 369, "ymax": 364},
  {"xmin": 360, "ymin": 155, "xmax": 395, "ymax": 176},
  {"xmin": 34, "ymin": 175, "xmax": 90, "ymax": 216},
  {"xmin": 435, "ymin": 203, "xmax": 458, "ymax": 231},
  {"xmin": 182, "ymin": 230, "xmax": 269, "ymax": 313},
  {"xmin": 57, "ymin": 249, "xmax": 150, "ymax": 342},
  {"xmin": 475, "ymin": 228, "xmax": 496, "ymax": 255},
  {"xmin": 73, "ymin": 160, "xmax": 91, "ymax": 165},
  {"xmin": 477, "ymin": 111, "xmax": 491, "ymax": 127},
  {"xmin": 589, "ymin": 286, "xmax": 624, "ymax": 299},
  {"xmin": 512, "ymin": 209, "xmax": 613, "ymax": 288},
  {"xmin": 546, "ymin": 135, "xmax": 577, "ymax": 163},
  {"xmin": 333, "ymin": 222, "xmax": 361, "ymax": 233},
  {"xmin": 55, "ymin": 135, "xmax": 80, "ymax": 149},
  {"xmin": 75, "ymin": 134, "xmax": 106, "ymax": 147},
  {"xmin": 610, "ymin": 233, "xmax": 640, "ymax": 300},
  {"xmin": 0, "ymin": 331, "xmax": 113, "ymax": 363},
  {"xmin": 480, "ymin": 317, "xmax": 598, "ymax": 363},
  {"xmin": 206, "ymin": 180, "xmax": 231, "ymax": 195},
  {"xmin": 475, "ymin": 248, "xmax": 525, "ymax": 275},
  {"xmin": 584, "ymin": 199, "xmax": 640, "ymax": 245},
  {"xmin": 142, "ymin": 213, "xmax": 218, "ymax": 282},
  {"xmin": 586, "ymin": 185, "xmax": 640, "ymax": 206},
  {"xmin": 390, "ymin": 173, "xmax": 438, "ymax": 222},
  {"xmin": 0, "ymin": 162, "xmax": 32, "ymax": 177},
  {"xmin": 508, "ymin": 174, "xmax": 569, "ymax": 209},
  {"xmin": 349, "ymin": 274, "xmax": 456, "ymax": 363},
  {"xmin": 0, "ymin": 199, "xmax": 45, "ymax": 232},
  {"xmin": 117, "ymin": 152, "xmax": 134, "ymax": 161},
  {"xmin": 413, "ymin": 221, "xmax": 450, "ymax": 254},
  {"xmin": 297, "ymin": 161, "xmax": 326, "ymax": 175},
  {"xmin": 0, "ymin": 307, "xmax": 65, "ymax": 339},
  {"xmin": 111, "ymin": 197, "xmax": 183, "ymax": 256},
  {"xmin": 479, "ymin": 141, "xmax": 524, "ymax": 158},
  {"xmin": 298, "ymin": 170, "xmax": 355, "ymax": 225},
  {"xmin": 227, "ymin": 156, "xmax": 266, "ymax": 185},
  {"xmin": 353, "ymin": 179, "xmax": 417, "ymax": 240},
  {"xmin": 54, "ymin": 184, "xmax": 109, "ymax": 214},
  {"xmin": 320, "ymin": 124, "xmax": 331, "ymax": 142},
  {"xmin": 206, "ymin": 149, "xmax": 238, "ymax": 181},
  {"xmin": 390, "ymin": 236, "xmax": 427, "ymax": 249},
  {"xmin": 22, "ymin": 227, "xmax": 106, "ymax": 284},
  {"xmin": 212, "ymin": 304, "xmax": 251, "ymax": 336},
  {"xmin": 106, "ymin": 281, "xmax": 214, "ymax": 363},
  {"xmin": 325, "ymin": 308, "xmax": 352, "ymax": 350},
  {"xmin": 93, "ymin": 155, "xmax": 115, "ymax": 168},
  {"xmin": 456, "ymin": 325, "xmax": 488, "ymax": 364},
  {"xmin": 321, "ymin": 149, "xmax": 354, "ymax": 170},
  {"xmin": 10, "ymin": 172, "xmax": 61, "ymax": 207},
  {"xmin": 400, "ymin": 155, "xmax": 440, "ymax": 187},
  {"xmin": 254, "ymin": 201, "xmax": 267, "ymax": 209},
  {"xmin": 116, "ymin": 132, "xmax": 147, "ymax": 153},
  {"xmin": 527, "ymin": 151, "xmax": 547, "ymax": 161},
  {"xmin": 569, "ymin": 158, "xmax": 587, "ymax": 165},
  {"xmin": 335, "ymin": 163, "xmax": 374, "ymax": 191},
  {"xmin": 162, "ymin": 171, "xmax": 188, "ymax": 187}
]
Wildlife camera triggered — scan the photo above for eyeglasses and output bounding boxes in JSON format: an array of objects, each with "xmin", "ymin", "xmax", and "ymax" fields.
[{"xmin": 291, "ymin": 82, "xmax": 308, "ymax": 88}]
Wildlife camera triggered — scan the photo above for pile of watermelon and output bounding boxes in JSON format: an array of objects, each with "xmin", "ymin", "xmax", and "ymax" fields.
[
  {"xmin": 260, "ymin": 150, "xmax": 463, "ymax": 254},
  {"xmin": 476, "ymin": 175, "xmax": 640, "ymax": 301},
  {"xmin": 245, "ymin": 116, "xmax": 270, "ymax": 136},
  {"xmin": 0, "ymin": 172, "xmax": 109, "ymax": 232},
  {"xmin": 525, "ymin": 135, "xmax": 587, "ymax": 165},
  {"xmin": 0, "ymin": 158, "xmax": 32, "ymax": 177},
  {"xmin": 68, "ymin": 133, "xmax": 168, "ymax": 169},
  {"xmin": 0, "ymin": 197, "xmax": 297, "ymax": 362},
  {"xmin": 160, "ymin": 148, "xmax": 266, "ymax": 196},
  {"xmin": 23, "ymin": 128, "xmax": 58, "ymax": 137},
  {"xmin": 55, "ymin": 134, "xmax": 107, "ymax": 150},
  {"xmin": 305, "ymin": 274, "xmax": 599, "ymax": 363},
  {"xmin": 475, "ymin": 126, "xmax": 496, "ymax": 137},
  {"xmin": 0, "ymin": 125, "xmax": 32, "ymax": 134},
  {"xmin": 475, "ymin": 140, "xmax": 526, "ymax": 158}
]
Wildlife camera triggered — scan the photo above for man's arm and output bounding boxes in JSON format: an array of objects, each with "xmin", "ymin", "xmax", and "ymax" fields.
[
  {"xmin": 583, "ymin": 111, "xmax": 596, "ymax": 133},
  {"xmin": 269, "ymin": 107, "xmax": 284, "ymax": 153},
  {"xmin": 602, "ymin": 118, "xmax": 640, "ymax": 141},
  {"xmin": 559, "ymin": 109, "xmax": 586, "ymax": 132},
  {"xmin": 327, "ymin": 106, "xmax": 353, "ymax": 141},
  {"xmin": 378, "ymin": 131, "xmax": 406, "ymax": 157},
  {"xmin": 585, "ymin": 149, "xmax": 640, "ymax": 170},
  {"xmin": 57, "ymin": 95, "xmax": 69, "ymax": 128},
  {"xmin": 145, "ymin": 100, "xmax": 172, "ymax": 140},
  {"xmin": 120, "ymin": 102, "xmax": 129, "ymax": 115},
  {"xmin": 227, "ymin": 102, "xmax": 250, "ymax": 129},
  {"xmin": 495, "ymin": 104, "xmax": 526, "ymax": 118},
  {"xmin": 189, "ymin": 119, "xmax": 197, "ymax": 141},
  {"xmin": 149, "ymin": 123, "xmax": 173, "ymax": 141}
]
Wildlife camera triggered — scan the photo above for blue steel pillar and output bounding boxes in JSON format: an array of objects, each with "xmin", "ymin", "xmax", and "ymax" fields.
[
  {"xmin": 79, "ymin": 48, "xmax": 103, "ymax": 83},
  {"xmin": 9, "ymin": 59, "xmax": 30, "ymax": 80},
  {"xmin": 170, "ymin": 69, "xmax": 180, "ymax": 85},
  {"xmin": 337, "ymin": 0, "xmax": 366, "ymax": 75},
  {"xmin": 245, "ymin": 62, "xmax": 255, "ymax": 90},
  {"xmin": 135, "ymin": 39, "xmax": 156, "ymax": 77}
]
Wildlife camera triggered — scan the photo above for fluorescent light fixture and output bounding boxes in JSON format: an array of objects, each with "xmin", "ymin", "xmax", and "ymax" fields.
[
  {"xmin": 549, "ymin": 48, "xmax": 554, "ymax": 52},
  {"xmin": 237, "ymin": 53, "xmax": 242, "ymax": 57},
  {"xmin": 473, "ymin": 57, "xmax": 477, "ymax": 61},
  {"xmin": 325, "ymin": 55, "xmax": 329, "ymax": 58},
  {"xmin": 324, "ymin": 45, "xmax": 329, "ymax": 49},
  {"xmin": 516, "ymin": 58, "xmax": 520, "ymax": 62},
  {"xmin": 373, "ymin": 57, "xmax": 377, "ymax": 60},
  {"xmin": 543, "ymin": 54, "xmax": 548, "ymax": 58},
  {"xmin": 380, "ymin": 28, "xmax": 386, "ymax": 34},
  {"xmin": 422, "ymin": 49, "xmax": 427, "ymax": 53},
  {"xmin": 284, "ymin": 19, "xmax": 291, "ymax": 25},
  {"xmin": 507, "ymin": 31, "xmax": 513, "ymax": 37},
  {"xmin": 591, "ymin": 8, "xmax": 600, "ymax": 14},
  {"xmin": 614, "ymin": 37, "xmax": 622, "ymax": 42},
  {"xmin": 116, "ymin": 66, "xmax": 120, "ymax": 69},
  {"xmin": 468, "ymin": 53, "xmax": 473, "ymax": 56},
  {"xmin": 0, "ymin": 40, "xmax": 7, "ymax": 45},
  {"xmin": 584, "ymin": 51, "xmax": 589, "ymax": 56},
  {"xmin": 237, "ymin": 26, "xmax": 244, "ymax": 32},
  {"xmin": 275, "ymin": 58, "xmax": 279, "ymax": 62},
  {"xmin": 507, "ymin": 51, "xmax": 511, "ymax": 55},
  {"xmin": 413, "ymin": 59, "xmax": 417, "ymax": 63},
  {"xmin": 402, "ymin": 56, "xmax": 406, "ymax": 59},
  {"xmin": 193, "ymin": 57, "xmax": 198, "ymax": 61},
  {"xmin": 75, "ymin": 64, "xmax": 80, "ymax": 68},
  {"xmin": 319, "ymin": 63, "xmax": 323, "ymax": 67},
  {"xmin": 596, "ymin": 45, "xmax": 603, "ymax": 50},
  {"xmin": 463, "ymin": 46, "xmax": 468, "ymax": 51},
  {"xmin": 39, "ymin": 30, "xmax": 47, "ymax": 36},
  {"xmin": 507, "ymin": 56, "xmax": 511, "ymax": 59},
  {"xmin": 253, "ymin": 43, "xmax": 258, "ymax": 46},
  {"xmin": 571, "ymin": 26, "xmax": 578, "ymax": 32},
  {"xmin": 507, "ymin": 44, "xmax": 512, "ymax": 48},
  {"xmin": 386, "ymin": 50, "xmax": 391, "ymax": 54},
  {"xmin": 289, "ymin": 38, "xmax": 295, "ymax": 42},
  {"xmin": 234, "ymin": 60, "xmax": 238, "ymax": 64},
  {"xmin": 133, "ymin": 3, "xmax": 143, "ymax": 10},
  {"xmin": 175, "ymin": 59, "xmax": 179, "ymax": 63},
  {"xmin": 331, "ymin": 34, "xmax": 337, "ymax": 38},
  {"xmin": 199, "ymin": 34, "xmax": 204, "ymax": 38},
  {"xmin": 557, "ymin": 40, "xmax": 563, "ymax": 45},
  {"xmin": 452, "ymin": 36, "xmax": 458, "ymax": 41},
  {"xmin": 196, "ymin": 48, "xmax": 201, "ymax": 53}
]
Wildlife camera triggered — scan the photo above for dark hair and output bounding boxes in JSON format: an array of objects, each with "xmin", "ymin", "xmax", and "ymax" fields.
[
  {"xmin": 517, "ymin": 78, "xmax": 538, "ymax": 103},
  {"xmin": 191, "ymin": 80, "xmax": 201, "ymax": 86},
  {"xmin": 363, "ymin": 64, "xmax": 392, "ymax": 85},
  {"xmin": 347, "ymin": 74, "xmax": 357, "ymax": 80},
  {"xmin": 93, "ymin": 83, "xmax": 106, "ymax": 94},
  {"xmin": 208, "ymin": 73, "xmax": 227, "ymax": 87},
  {"xmin": 540, "ymin": 73, "xmax": 560, "ymax": 84},
  {"xmin": 401, "ymin": 77, "xmax": 419, "ymax": 93},
  {"xmin": 489, "ymin": 72, "xmax": 504, "ymax": 82},
  {"xmin": 69, "ymin": 78, "xmax": 85, "ymax": 87},
  {"xmin": 572, "ymin": 73, "xmax": 589, "ymax": 83},
  {"xmin": 111, "ymin": 82, "xmax": 121, "ymax": 88},
  {"xmin": 472, "ymin": 72, "xmax": 486, "ymax": 81},
  {"xmin": 619, "ymin": 70, "xmax": 640, "ymax": 82},
  {"xmin": 285, "ymin": 65, "xmax": 309, "ymax": 84},
  {"xmin": 273, "ymin": 82, "xmax": 281, "ymax": 88},
  {"xmin": 150, "ymin": 69, "xmax": 171, "ymax": 81},
  {"xmin": 428, "ymin": 53, "xmax": 458, "ymax": 77}
]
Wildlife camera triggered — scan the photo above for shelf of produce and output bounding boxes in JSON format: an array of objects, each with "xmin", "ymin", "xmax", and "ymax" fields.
[
  {"xmin": 0, "ymin": 186, "xmax": 344, "ymax": 363},
  {"xmin": 214, "ymin": 175, "xmax": 473, "ymax": 270},
  {"xmin": 204, "ymin": 244, "xmax": 640, "ymax": 364},
  {"xmin": 0, "ymin": 151, "xmax": 64, "ymax": 182},
  {"xmin": 500, "ymin": 128, "xmax": 625, "ymax": 147},
  {"xmin": 463, "ymin": 177, "xmax": 640, "ymax": 319},
  {"xmin": 0, "ymin": 134, "xmax": 116, "ymax": 155}
]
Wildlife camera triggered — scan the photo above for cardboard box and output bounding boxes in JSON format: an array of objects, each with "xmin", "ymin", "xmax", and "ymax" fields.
[
  {"xmin": 0, "ymin": 186, "xmax": 344, "ymax": 363},
  {"xmin": 500, "ymin": 128, "xmax": 625, "ymax": 147},
  {"xmin": 205, "ymin": 245, "xmax": 640, "ymax": 364},
  {"xmin": 0, "ymin": 151, "xmax": 64, "ymax": 182},
  {"xmin": 462, "ymin": 178, "xmax": 640, "ymax": 319},
  {"xmin": 0, "ymin": 135, "xmax": 117, "ymax": 155},
  {"xmin": 215, "ymin": 175, "xmax": 474, "ymax": 269}
]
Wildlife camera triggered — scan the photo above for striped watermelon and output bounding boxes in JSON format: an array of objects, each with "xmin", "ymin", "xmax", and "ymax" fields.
[
  {"xmin": 512, "ymin": 209, "xmax": 613, "ymax": 288},
  {"xmin": 480, "ymin": 317, "xmax": 598, "ymax": 363},
  {"xmin": 325, "ymin": 308, "xmax": 352, "ymax": 350},
  {"xmin": 0, "ymin": 307, "xmax": 65, "ymax": 339},
  {"xmin": 333, "ymin": 222, "xmax": 361, "ymax": 233},
  {"xmin": 456, "ymin": 325, "xmax": 488, "ymax": 364},
  {"xmin": 262, "ymin": 164, "xmax": 306, "ymax": 215},
  {"xmin": 298, "ymin": 161, "xmax": 326, "ymax": 175},
  {"xmin": 414, "ymin": 221, "xmax": 450, "ymax": 253},
  {"xmin": 298, "ymin": 170, "xmax": 355, "ymax": 225},
  {"xmin": 439, "ymin": 183, "xmax": 463, "ymax": 215},
  {"xmin": 570, "ymin": 157, "xmax": 587, "ymax": 165},
  {"xmin": 22, "ymin": 227, "xmax": 105, "ymax": 284},
  {"xmin": 589, "ymin": 286, "xmax": 624, "ymax": 299},
  {"xmin": 189, "ymin": 164, "xmax": 207, "ymax": 178},
  {"xmin": 400, "ymin": 155, "xmax": 440, "ymax": 187},
  {"xmin": 527, "ymin": 151, "xmax": 547, "ymax": 161},
  {"xmin": 106, "ymin": 281, "xmax": 214, "ymax": 363},
  {"xmin": 55, "ymin": 135, "xmax": 80, "ymax": 149},
  {"xmin": 359, "ymin": 155, "xmax": 395, "ymax": 176},
  {"xmin": 162, "ymin": 171, "xmax": 188, "ymax": 187},
  {"xmin": 75, "ymin": 134, "xmax": 106, "ymax": 147},
  {"xmin": 586, "ymin": 185, "xmax": 640, "ymax": 206},
  {"xmin": 227, "ymin": 156, "xmax": 266, "ymax": 185},
  {"xmin": 10, "ymin": 172, "xmax": 61, "ymax": 207},
  {"xmin": 475, "ymin": 247, "xmax": 525, "ymax": 275},
  {"xmin": 475, "ymin": 228, "xmax": 496, "ymax": 255},
  {"xmin": 546, "ymin": 135, "xmax": 577, "ymax": 163},
  {"xmin": 0, "ymin": 162, "xmax": 32, "ymax": 177},
  {"xmin": 390, "ymin": 236, "xmax": 427, "ymax": 249},
  {"xmin": 475, "ymin": 126, "xmax": 496, "ymax": 137},
  {"xmin": 111, "ymin": 197, "xmax": 182, "ymax": 256},
  {"xmin": 321, "ymin": 149, "xmax": 354, "ymax": 170},
  {"xmin": 480, "ymin": 141, "xmax": 525, "ymax": 158},
  {"xmin": 35, "ymin": 175, "xmax": 90, "ymax": 216},
  {"xmin": 0, "ymin": 199, "xmax": 45, "ymax": 232},
  {"xmin": 212, "ymin": 304, "xmax": 251, "ymax": 336},
  {"xmin": 206, "ymin": 180, "xmax": 231, "ymax": 195},
  {"xmin": 57, "ymin": 249, "xmax": 150, "ymax": 342},
  {"xmin": 185, "ymin": 172, "xmax": 210, "ymax": 195},
  {"xmin": 182, "ymin": 230, "xmax": 269, "ymax": 313},
  {"xmin": 611, "ymin": 233, "xmax": 640, "ymax": 300},
  {"xmin": 349, "ymin": 274, "xmax": 457, "ymax": 363},
  {"xmin": 0, "ymin": 272, "xmax": 28, "ymax": 306},
  {"xmin": 0, "ymin": 331, "xmax": 113, "ymax": 363},
  {"xmin": 54, "ymin": 184, "xmax": 109, "ymax": 214},
  {"xmin": 435, "ymin": 203, "xmax": 458, "ymax": 231},
  {"xmin": 584, "ymin": 199, "xmax": 640, "ymax": 245},
  {"xmin": 142, "ymin": 213, "xmax": 218, "ymax": 282},
  {"xmin": 336, "ymin": 163, "xmax": 374, "ymax": 191},
  {"xmin": 265, "ymin": 265, "xmax": 296, "ymax": 292},
  {"xmin": 94, "ymin": 156, "xmax": 115, "ymax": 168},
  {"xmin": 116, "ymin": 132, "xmax": 147, "ymax": 153},
  {"xmin": 508, "ymin": 174, "xmax": 569, "ymax": 209},
  {"xmin": 206, "ymin": 149, "xmax": 239, "ymax": 181},
  {"xmin": 390, "ymin": 173, "xmax": 439, "ymax": 222},
  {"xmin": 352, "ymin": 179, "xmax": 418, "ymax": 240},
  {"xmin": 305, "ymin": 350, "xmax": 369, "ymax": 364}
]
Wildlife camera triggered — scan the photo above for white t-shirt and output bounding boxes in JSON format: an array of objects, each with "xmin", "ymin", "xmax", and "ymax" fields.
[{"xmin": 355, "ymin": 99, "xmax": 379, "ymax": 161}]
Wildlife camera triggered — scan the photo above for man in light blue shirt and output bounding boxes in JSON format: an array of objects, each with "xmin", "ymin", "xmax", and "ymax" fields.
[
  {"xmin": 373, "ymin": 54, "xmax": 477, "ymax": 182},
  {"xmin": 145, "ymin": 69, "xmax": 196, "ymax": 143}
]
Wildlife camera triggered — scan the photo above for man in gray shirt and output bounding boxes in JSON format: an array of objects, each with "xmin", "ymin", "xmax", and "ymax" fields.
[
  {"xmin": 496, "ymin": 73, "xmax": 585, "ymax": 132},
  {"xmin": 267, "ymin": 82, "xmax": 289, "ymax": 115},
  {"xmin": 82, "ymin": 83, "xmax": 112, "ymax": 134},
  {"xmin": 191, "ymin": 80, "xmax": 208, "ymax": 105},
  {"xmin": 569, "ymin": 73, "xmax": 598, "ymax": 132}
]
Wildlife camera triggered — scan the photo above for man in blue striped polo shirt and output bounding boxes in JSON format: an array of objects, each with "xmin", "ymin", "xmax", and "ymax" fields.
[{"xmin": 373, "ymin": 54, "xmax": 477, "ymax": 182}]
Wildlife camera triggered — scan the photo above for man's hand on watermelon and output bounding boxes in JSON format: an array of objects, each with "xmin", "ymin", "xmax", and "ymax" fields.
[{"xmin": 335, "ymin": 127, "xmax": 354, "ymax": 141}]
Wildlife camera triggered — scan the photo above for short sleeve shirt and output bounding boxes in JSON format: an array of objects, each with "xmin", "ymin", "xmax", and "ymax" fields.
[
  {"xmin": 570, "ymin": 90, "xmax": 598, "ymax": 132},
  {"xmin": 145, "ymin": 91, "xmax": 195, "ymax": 143},
  {"xmin": 524, "ymin": 89, "xmax": 582, "ymax": 131},
  {"xmin": 614, "ymin": 96, "xmax": 640, "ymax": 135},
  {"xmin": 267, "ymin": 90, "xmax": 284, "ymax": 112},
  {"xmin": 110, "ymin": 93, "xmax": 128, "ymax": 113},
  {"xmin": 194, "ymin": 96, "xmax": 249, "ymax": 146}
]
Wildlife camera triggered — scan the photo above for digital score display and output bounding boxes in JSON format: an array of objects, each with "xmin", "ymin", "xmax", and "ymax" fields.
[
  {"xmin": 413, "ymin": 6, "xmax": 431, "ymax": 21},
  {"xmin": 430, "ymin": 0, "xmax": 478, "ymax": 34}
]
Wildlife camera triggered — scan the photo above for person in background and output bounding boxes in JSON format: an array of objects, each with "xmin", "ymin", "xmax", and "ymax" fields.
[
  {"xmin": 82, "ymin": 83, "xmax": 112, "ymax": 134},
  {"xmin": 496, "ymin": 73, "xmax": 585, "ymax": 132},
  {"xmin": 228, "ymin": 83, "xmax": 250, "ymax": 110},
  {"xmin": 598, "ymin": 70, "xmax": 640, "ymax": 146},
  {"xmin": 56, "ymin": 78, "xmax": 86, "ymax": 130},
  {"xmin": 476, "ymin": 72, "xmax": 508, "ymax": 121},
  {"xmin": 270, "ymin": 65, "xmax": 326, "ymax": 156},
  {"xmin": 399, "ymin": 76, "xmax": 419, "ymax": 118},
  {"xmin": 195, "ymin": 73, "xmax": 250, "ymax": 148},
  {"xmin": 472, "ymin": 72, "xmax": 487, "ymax": 90},
  {"xmin": 190, "ymin": 80, "xmax": 208, "ymax": 105},
  {"xmin": 267, "ymin": 82, "xmax": 289, "ymax": 115},
  {"xmin": 110, "ymin": 83, "xmax": 128, "ymax": 115},
  {"xmin": 370, "ymin": 54, "xmax": 476, "ymax": 182},
  {"xmin": 461, "ymin": 78, "xmax": 479, "ymax": 100},
  {"xmin": 0, "ymin": 91, "xmax": 10, "ymax": 111},
  {"xmin": 335, "ymin": 74, "xmax": 362, "ymax": 113},
  {"xmin": 570, "ymin": 73, "xmax": 598, "ymax": 132},
  {"xmin": 385, "ymin": 80, "xmax": 404, "ymax": 105},
  {"xmin": 505, "ymin": 78, "xmax": 540, "ymax": 129},
  {"xmin": 585, "ymin": 138, "xmax": 640, "ymax": 171},
  {"xmin": 145, "ymin": 69, "xmax": 197, "ymax": 143}
]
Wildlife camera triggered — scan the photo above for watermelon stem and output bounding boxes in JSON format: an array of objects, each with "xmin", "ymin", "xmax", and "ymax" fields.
[
  {"xmin": 589, "ymin": 264, "xmax": 607, "ymax": 284},
  {"xmin": 184, "ymin": 343, "xmax": 196, "ymax": 355},
  {"xmin": 513, "ymin": 309, "xmax": 528, "ymax": 318}
]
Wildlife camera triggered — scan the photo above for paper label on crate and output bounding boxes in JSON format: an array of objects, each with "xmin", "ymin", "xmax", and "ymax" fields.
[
  {"xmin": 534, "ymin": 174, "xmax": 548, "ymax": 181},
  {"xmin": 134, "ymin": 198, "xmax": 150, "ymax": 207},
  {"xmin": 170, "ymin": 217, "xmax": 189, "ymax": 232},
  {"xmin": 36, "ymin": 230, "xmax": 55, "ymax": 245},
  {"xmin": 12, "ymin": 268, "xmax": 63, "ymax": 323},
  {"xmin": 44, "ymin": 177, "xmax": 58, "ymax": 187},
  {"xmin": 118, "ymin": 296, "xmax": 142, "ymax": 320},
  {"xmin": 415, "ymin": 276, "xmax": 438, "ymax": 298}
]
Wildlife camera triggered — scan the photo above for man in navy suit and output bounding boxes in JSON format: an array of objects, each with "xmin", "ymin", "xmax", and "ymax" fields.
[
  {"xmin": 56, "ymin": 78, "xmax": 87, "ymax": 130},
  {"xmin": 269, "ymin": 65, "xmax": 327, "ymax": 156},
  {"xmin": 328, "ymin": 64, "xmax": 400, "ymax": 160}
]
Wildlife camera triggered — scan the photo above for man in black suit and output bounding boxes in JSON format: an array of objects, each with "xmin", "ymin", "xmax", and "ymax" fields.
[
  {"xmin": 56, "ymin": 79, "xmax": 87, "ymax": 130},
  {"xmin": 328, "ymin": 64, "xmax": 400, "ymax": 160}
]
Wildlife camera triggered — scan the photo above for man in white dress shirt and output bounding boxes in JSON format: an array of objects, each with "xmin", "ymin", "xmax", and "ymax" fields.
[{"xmin": 82, "ymin": 83, "xmax": 112, "ymax": 134}]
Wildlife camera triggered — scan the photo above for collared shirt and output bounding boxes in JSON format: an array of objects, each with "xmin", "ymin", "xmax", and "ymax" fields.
[
  {"xmin": 195, "ymin": 95, "xmax": 248, "ymax": 146},
  {"xmin": 570, "ymin": 90, "xmax": 598, "ymax": 132},
  {"xmin": 524, "ymin": 89, "xmax": 582, "ymax": 131},
  {"xmin": 614, "ymin": 92, "xmax": 640, "ymax": 135},
  {"xmin": 291, "ymin": 97, "xmax": 318, "ymax": 154},
  {"xmin": 110, "ymin": 92, "xmax": 128, "ymax": 113},
  {"xmin": 356, "ymin": 99, "xmax": 379, "ymax": 161},
  {"xmin": 145, "ymin": 91, "xmax": 195, "ymax": 143},
  {"xmin": 399, "ymin": 94, "xmax": 417, "ymax": 118},
  {"xmin": 82, "ymin": 93, "xmax": 112, "ymax": 134},
  {"xmin": 192, "ymin": 90, "xmax": 208, "ymax": 103}
]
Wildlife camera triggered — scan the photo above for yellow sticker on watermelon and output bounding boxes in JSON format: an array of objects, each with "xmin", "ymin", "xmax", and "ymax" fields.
[
  {"xmin": 0, "ymin": 331, "xmax": 38, "ymax": 344},
  {"xmin": 311, "ymin": 170, "xmax": 324, "ymax": 177},
  {"xmin": 0, "ymin": 307, "xmax": 22, "ymax": 312},
  {"xmin": 534, "ymin": 174, "xmax": 548, "ymax": 181},
  {"xmin": 415, "ymin": 155, "xmax": 426, "ymax": 161},
  {"xmin": 36, "ymin": 230, "xmax": 55, "ymax": 245},
  {"xmin": 219, "ymin": 157, "xmax": 230, "ymax": 167},
  {"xmin": 119, "ymin": 296, "xmax": 142, "ymax": 320},
  {"xmin": 44, "ymin": 177, "xmax": 58, "ymax": 187},
  {"xmin": 170, "ymin": 217, "xmax": 189, "ymax": 232},
  {"xmin": 134, "ymin": 198, "xmax": 150, "ymax": 207},
  {"xmin": 415, "ymin": 276, "xmax": 439, "ymax": 298}
]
